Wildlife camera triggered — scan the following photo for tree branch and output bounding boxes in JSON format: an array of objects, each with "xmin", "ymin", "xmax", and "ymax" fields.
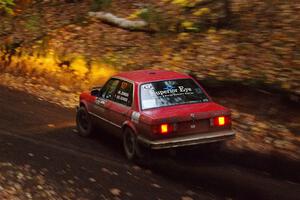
[{"xmin": 89, "ymin": 12, "xmax": 151, "ymax": 32}]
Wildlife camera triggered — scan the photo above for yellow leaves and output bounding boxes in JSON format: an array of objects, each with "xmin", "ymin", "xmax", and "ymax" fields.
[
  {"xmin": 70, "ymin": 56, "xmax": 88, "ymax": 76},
  {"xmin": 171, "ymin": 0, "xmax": 205, "ymax": 7},
  {"xmin": 208, "ymin": 27, "xmax": 216, "ymax": 33},
  {"xmin": 162, "ymin": 53, "xmax": 170, "ymax": 60},
  {"xmin": 172, "ymin": 0, "xmax": 189, "ymax": 7},
  {"xmin": 172, "ymin": 54, "xmax": 183, "ymax": 61},
  {"xmin": 89, "ymin": 61, "xmax": 116, "ymax": 83},
  {"xmin": 181, "ymin": 21, "xmax": 193, "ymax": 28},
  {"xmin": 0, "ymin": 47, "xmax": 119, "ymax": 94},
  {"xmin": 177, "ymin": 32, "xmax": 190, "ymax": 40},
  {"xmin": 193, "ymin": 8, "xmax": 211, "ymax": 16},
  {"xmin": 181, "ymin": 21, "xmax": 198, "ymax": 31},
  {"xmin": 127, "ymin": 9, "xmax": 143, "ymax": 20},
  {"xmin": 41, "ymin": 54, "xmax": 58, "ymax": 72}
]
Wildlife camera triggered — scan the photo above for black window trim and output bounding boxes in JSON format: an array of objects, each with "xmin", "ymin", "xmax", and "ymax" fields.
[
  {"xmin": 100, "ymin": 78, "xmax": 121, "ymax": 100},
  {"xmin": 101, "ymin": 77, "xmax": 135, "ymax": 108}
]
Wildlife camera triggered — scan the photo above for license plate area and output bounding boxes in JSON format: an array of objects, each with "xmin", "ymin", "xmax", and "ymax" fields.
[{"xmin": 177, "ymin": 119, "xmax": 210, "ymax": 135}]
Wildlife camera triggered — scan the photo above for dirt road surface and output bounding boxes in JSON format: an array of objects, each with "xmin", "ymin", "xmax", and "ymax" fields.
[{"xmin": 0, "ymin": 86, "xmax": 299, "ymax": 200}]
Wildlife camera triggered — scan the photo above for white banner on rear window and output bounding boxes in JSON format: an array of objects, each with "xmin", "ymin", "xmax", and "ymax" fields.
[{"xmin": 142, "ymin": 99, "xmax": 157, "ymax": 109}]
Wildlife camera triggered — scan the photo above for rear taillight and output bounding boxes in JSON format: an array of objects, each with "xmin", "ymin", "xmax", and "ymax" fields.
[
  {"xmin": 160, "ymin": 124, "xmax": 169, "ymax": 134},
  {"xmin": 213, "ymin": 116, "xmax": 230, "ymax": 126},
  {"xmin": 153, "ymin": 124, "xmax": 174, "ymax": 135}
]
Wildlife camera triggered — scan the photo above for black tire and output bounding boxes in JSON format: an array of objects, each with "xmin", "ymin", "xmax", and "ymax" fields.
[
  {"xmin": 123, "ymin": 128, "xmax": 146, "ymax": 161},
  {"xmin": 76, "ymin": 106, "xmax": 94, "ymax": 137}
]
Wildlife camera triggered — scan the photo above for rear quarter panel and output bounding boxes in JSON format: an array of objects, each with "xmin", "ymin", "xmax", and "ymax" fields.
[{"xmin": 80, "ymin": 92, "xmax": 96, "ymax": 111}]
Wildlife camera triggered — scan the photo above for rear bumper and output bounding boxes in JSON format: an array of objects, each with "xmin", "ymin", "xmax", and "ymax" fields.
[{"xmin": 137, "ymin": 130, "xmax": 235, "ymax": 150}]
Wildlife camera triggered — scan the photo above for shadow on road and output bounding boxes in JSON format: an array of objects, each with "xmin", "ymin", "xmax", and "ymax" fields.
[{"xmin": 27, "ymin": 126, "xmax": 300, "ymax": 200}]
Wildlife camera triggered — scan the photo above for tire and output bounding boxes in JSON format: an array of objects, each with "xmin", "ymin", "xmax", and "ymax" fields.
[
  {"xmin": 123, "ymin": 128, "xmax": 145, "ymax": 161},
  {"xmin": 76, "ymin": 106, "xmax": 94, "ymax": 137}
]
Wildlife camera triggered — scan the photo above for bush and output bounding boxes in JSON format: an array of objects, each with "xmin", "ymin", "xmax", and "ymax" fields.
[
  {"xmin": 137, "ymin": 7, "xmax": 168, "ymax": 32},
  {"xmin": 0, "ymin": 0, "xmax": 15, "ymax": 15}
]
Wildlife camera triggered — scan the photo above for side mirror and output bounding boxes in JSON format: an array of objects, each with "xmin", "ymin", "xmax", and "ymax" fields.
[{"xmin": 91, "ymin": 87, "xmax": 102, "ymax": 97}]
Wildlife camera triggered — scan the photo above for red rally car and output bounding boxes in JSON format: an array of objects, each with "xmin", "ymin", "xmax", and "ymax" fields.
[{"xmin": 76, "ymin": 70, "xmax": 235, "ymax": 160}]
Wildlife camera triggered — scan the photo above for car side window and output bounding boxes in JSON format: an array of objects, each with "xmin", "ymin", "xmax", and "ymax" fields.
[
  {"xmin": 113, "ymin": 81, "xmax": 133, "ymax": 107},
  {"xmin": 101, "ymin": 79, "xmax": 120, "ymax": 100}
]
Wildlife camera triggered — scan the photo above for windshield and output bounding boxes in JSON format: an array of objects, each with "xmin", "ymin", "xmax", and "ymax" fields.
[{"xmin": 140, "ymin": 79, "xmax": 209, "ymax": 110}]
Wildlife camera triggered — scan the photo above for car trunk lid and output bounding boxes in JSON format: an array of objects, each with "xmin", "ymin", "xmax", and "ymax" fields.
[{"xmin": 142, "ymin": 102, "xmax": 231, "ymax": 137}]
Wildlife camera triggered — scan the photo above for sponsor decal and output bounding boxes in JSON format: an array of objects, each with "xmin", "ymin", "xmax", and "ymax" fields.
[
  {"xmin": 95, "ymin": 97, "xmax": 105, "ymax": 105},
  {"xmin": 163, "ymin": 85, "xmax": 175, "ymax": 91},
  {"xmin": 153, "ymin": 86, "xmax": 194, "ymax": 97},
  {"xmin": 142, "ymin": 84, "xmax": 153, "ymax": 90},
  {"xmin": 121, "ymin": 82, "xmax": 128, "ymax": 89},
  {"xmin": 115, "ymin": 90, "xmax": 130, "ymax": 103}
]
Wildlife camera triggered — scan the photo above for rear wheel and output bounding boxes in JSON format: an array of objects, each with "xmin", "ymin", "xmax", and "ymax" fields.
[
  {"xmin": 76, "ymin": 106, "xmax": 94, "ymax": 137},
  {"xmin": 123, "ymin": 128, "xmax": 146, "ymax": 161}
]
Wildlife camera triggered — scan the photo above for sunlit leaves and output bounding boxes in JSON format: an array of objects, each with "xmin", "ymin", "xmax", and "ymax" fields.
[
  {"xmin": 127, "ymin": 9, "xmax": 143, "ymax": 19},
  {"xmin": 181, "ymin": 21, "xmax": 193, "ymax": 28},
  {"xmin": 177, "ymin": 32, "xmax": 190, "ymax": 40},
  {"xmin": 172, "ymin": 0, "xmax": 189, "ymax": 7},
  {"xmin": 0, "ymin": 48, "xmax": 115, "ymax": 93},
  {"xmin": 69, "ymin": 56, "xmax": 88, "ymax": 75},
  {"xmin": 181, "ymin": 21, "xmax": 199, "ymax": 31},
  {"xmin": 171, "ymin": 0, "xmax": 206, "ymax": 8},
  {"xmin": 193, "ymin": 7, "xmax": 211, "ymax": 16}
]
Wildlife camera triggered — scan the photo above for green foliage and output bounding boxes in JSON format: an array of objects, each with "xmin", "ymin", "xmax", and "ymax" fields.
[
  {"xmin": 0, "ymin": 0, "xmax": 15, "ymax": 15},
  {"xmin": 72, "ymin": 15, "xmax": 88, "ymax": 26},
  {"xmin": 25, "ymin": 15, "xmax": 40, "ymax": 31},
  {"xmin": 90, "ymin": 0, "xmax": 111, "ymax": 11},
  {"xmin": 137, "ymin": 7, "xmax": 167, "ymax": 32}
]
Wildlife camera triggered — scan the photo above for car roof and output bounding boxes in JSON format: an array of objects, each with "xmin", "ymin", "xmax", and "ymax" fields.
[{"xmin": 114, "ymin": 69, "xmax": 191, "ymax": 84}]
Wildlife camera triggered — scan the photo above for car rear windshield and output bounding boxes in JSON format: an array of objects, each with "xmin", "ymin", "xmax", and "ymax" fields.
[{"xmin": 140, "ymin": 79, "xmax": 209, "ymax": 110}]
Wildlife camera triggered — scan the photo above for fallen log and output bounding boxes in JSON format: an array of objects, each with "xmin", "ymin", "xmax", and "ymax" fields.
[{"xmin": 88, "ymin": 12, "xmax": 151, "ymax": 32}]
